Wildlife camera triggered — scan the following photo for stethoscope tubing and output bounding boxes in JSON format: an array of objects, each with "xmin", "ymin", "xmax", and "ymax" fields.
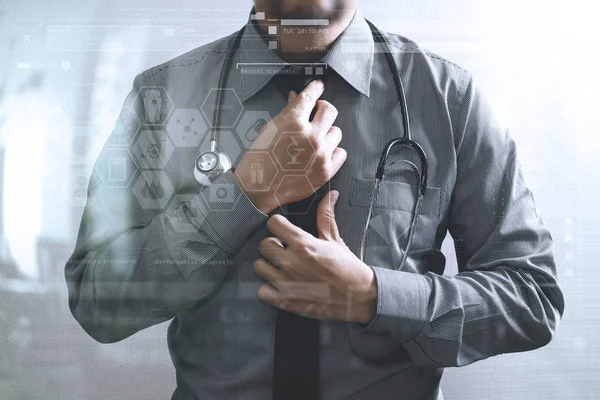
[{"xmin": 206, "ymin": 17, "xmax": 429, "ymax": 270}]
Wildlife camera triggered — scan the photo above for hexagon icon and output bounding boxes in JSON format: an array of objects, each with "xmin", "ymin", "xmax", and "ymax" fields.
[
  {"xmin": 132, "ymin": 170, "xmax": 175, "ymax": 210},
  {"xmin": 66, "ymin": 123, "xmax": 106, "ymax": 167},
  {"xmin": 132, "ymin": 129, "xmax": 174, "ymax": 170},
  {"xmin": 95, "ymin": 147, "xmax": 138, "ymax": 188},
  {"xmin": 201, "ymin": 88, "xmax": 243, "ymax": 128},
  {"xmin": 105, "ymin": 107, "xmax": 141, "ymax": 147},
  {"xmin": 62, "ymin": 168, "xmax": 97, "ymax": 208},
  {"xmin": 133, "ymin": 86, "xmax": 174, "ymax": 126},
  {"xmin": 165, "ymin": 193, "xmax": 202, "ymax": 233},
  {"xmin": 273, "ymin": 132, "xmax": 316, "ymax": 172},
  {"xmin": 197, "ymin": 175, "xmax": 245, "ymax": 213},
  {"xmin": 274, "ymin": 175, "xmax": 318, "ymax": 215},
  {"xmin": 236, "ymin": 151, "xmax": 280, "ymax": 193},
  {"xmin": 234, "ymin": 110, "xmax": 273, "ymax": 150},
  {"xmin": 63, "ymin": 84, "xmax": 100, "ymax": 123},
  {"xmin": 165, "ymin": 108, "xmax": 209, "ymax": 148}
]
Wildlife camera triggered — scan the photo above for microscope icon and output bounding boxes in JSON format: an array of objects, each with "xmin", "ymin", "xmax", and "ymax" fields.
[{"xmin": 287, "ymin": 137, "xmax": 306, "ymax": 165}]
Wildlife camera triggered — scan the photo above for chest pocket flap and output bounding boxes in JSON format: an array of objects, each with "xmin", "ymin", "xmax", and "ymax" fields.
[{"xmin": 349, "ymin": 178, "xmax": 445, "ymax": 217}]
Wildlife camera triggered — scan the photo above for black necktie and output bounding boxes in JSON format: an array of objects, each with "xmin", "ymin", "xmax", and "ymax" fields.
[{"xmin": 271, "ymin": 65, "xmax": 330, "ymax": 400}]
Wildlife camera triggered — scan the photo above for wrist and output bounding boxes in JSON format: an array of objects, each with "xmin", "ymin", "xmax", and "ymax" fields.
[
  {"xmin": 245, "ymin": 191, "xmax": 276, "ymax": 215},
  {"xmin": 233, "ymin": 169, "xmax": 276, "ymax": 214},
  {"xmin": 352, "ymin": 266, "xmax": 378, "ymax": 324}
]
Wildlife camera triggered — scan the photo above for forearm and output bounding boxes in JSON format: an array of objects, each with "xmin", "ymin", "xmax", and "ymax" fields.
[
  {"xmin": 66, "ymin": 173, "xmax": 270, "ymax": 343},
  {"xmin": 67, "ymin": 213, "xmax": 227, "ymax": 343},
  {"xmin": 362, "ymin": 263, "xmax": 563, "ymax": 367}
]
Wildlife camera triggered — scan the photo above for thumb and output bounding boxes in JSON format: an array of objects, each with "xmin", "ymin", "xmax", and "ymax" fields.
[
  {"xmin": 317, "ymin": 190, "xmax": 342, "ymax": 242},
  {"xmin": 288, "ymin": 90, "xmax": 298, "ymax": 104}
]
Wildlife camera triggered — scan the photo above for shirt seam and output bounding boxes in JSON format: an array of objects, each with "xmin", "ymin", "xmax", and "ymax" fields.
[
  {"xmin": 142, "ymin": 49, "xmax": 229, "ymax": 82},
  {"xmin": 452, "ymin": 72, "xmax": 473, "ymax": 157}
]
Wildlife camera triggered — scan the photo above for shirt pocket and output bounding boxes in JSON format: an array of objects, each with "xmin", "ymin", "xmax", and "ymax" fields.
[
  {"xmin": 347, "ymin": 178, "xmax": 445, "ymax": 274},
  {"xmin": 346, "ymin": 178, "xmax": 446, "ymax": 363}
]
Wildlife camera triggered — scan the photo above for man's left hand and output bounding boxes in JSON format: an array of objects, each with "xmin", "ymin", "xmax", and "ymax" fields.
[{"xmin": 255, "ymin": 190, "xmax": 377, "ymax": 324}]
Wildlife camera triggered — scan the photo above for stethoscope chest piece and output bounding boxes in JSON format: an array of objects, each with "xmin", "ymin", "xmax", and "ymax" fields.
[{"xmin": 194, "ymin": 147, "xmax": 232, "ymax": 187}]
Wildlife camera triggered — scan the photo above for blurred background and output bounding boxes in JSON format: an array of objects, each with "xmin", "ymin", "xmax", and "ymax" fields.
[{"xmin": 0, "ymin": 0, "xmax": 597, "ymax": 398}]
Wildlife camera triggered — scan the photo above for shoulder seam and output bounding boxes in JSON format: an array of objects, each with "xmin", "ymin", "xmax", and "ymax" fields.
[
  {"xmin": 142, "ymin": 49, "xmax": 229, "ymax": 82},
  {"xmin": 423, "ymin": 50, "xmax": 468, "ymax": 73},
  {"xmin": 388, "ymin": 41, "xmax": 468, "ymax": 73}
]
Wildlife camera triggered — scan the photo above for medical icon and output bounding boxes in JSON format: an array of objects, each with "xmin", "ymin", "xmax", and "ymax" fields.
[
  {"xmin": 273, "ymin": 132, "xmax": 315, "ymax": 172},
  {"xmin": 72, "ymin": 134, "xmax": 92, "ymax": 156},
  {"xmin": 133, "ymin": 86, "xmax": 174, "ymax": 126},
  {"xmin": 274, "ymin": 176, "xmax": 317, "ymax": 215},
  {"xmin": 250, "ymin": 159, "xmax": 264, "ymax": 184},
  {"xmin": 62, "ymin": 169, "xmax": 96, "ymax": 208},
  {"xmin": 68, "ymin": 124, "xmax": 103, "ymax": 166},
  {"xmin": 245, "ymin": 118, "xmax": 267, "ymax": 142},
  {"xmin": 141, "ymin": 179, "xmax": 165, "ymax": 200},
  {"xmin": 132, "ymin": 171, "xmax": 174, "ymax": 209},
  {"xmin": 107, "ymin": 108, "xmax": 141, "ymax": 147},
  {"xmin": 96, "ymin": 148, "xmax": 137, "ymax": 188},
  {"xmin": 73, "ymin": 176, "xmax": 89, "ymax": 198},
  {"xmin": 209, "ymin": 178, "xmax": 235, "ymax": 203},
  {"xmin": 143, "ymin": 89, "xmax": 162, "ymax": 123},
  {"xmin": 61, "ymin": 60, "xmax": 72, "ymax": 71},
  {"xmin": 236, "ymin": 152, "xmax": 279, "ymax": 194},
  {"xmin": 235, "ymin": 111, "xmax": 274, "ymax": 150},
  {"xmin": 177, "ymin": 117, "xmax": 198, "ymax": 138},
  {"xmin": 166, "ymin": 109, "xmax": 208, "ymax": 148},
  {"xmin": 108, "ymin": 157, "xmax": 127, "ymax": 182},
  {"xmin": 147, "ymin": 143, "xmax": 161, "ymax": 159},
  {"xmin": 132, "ymin": 130, "xmax": 174, "ymax": 170},
  {"xmin": 201, "ymin": 88, "xmax": 243, "ymax": 128},
  {"xmin": 287, "ymin": 137, "xmax": 306, "ymax": 165}
]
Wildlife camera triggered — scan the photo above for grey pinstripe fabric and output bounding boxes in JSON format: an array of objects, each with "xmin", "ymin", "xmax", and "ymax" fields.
[{"xmin": 65, "ymin": 9, "xmax": 564, "ymax": 399}]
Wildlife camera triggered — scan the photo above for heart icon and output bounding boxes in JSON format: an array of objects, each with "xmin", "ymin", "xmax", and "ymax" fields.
[
  {"xmin": 345, "ymin": 60, "xmax": 358, "ymax": 74},
  {"xmin": 61, "ymin": 60, "xmax": 72, "ymax": 71}
]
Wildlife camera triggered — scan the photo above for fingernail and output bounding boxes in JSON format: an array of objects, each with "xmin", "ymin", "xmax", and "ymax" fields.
[{"xmin": 332, "ymin": 190, "xmax": 340, "ymax": 203}]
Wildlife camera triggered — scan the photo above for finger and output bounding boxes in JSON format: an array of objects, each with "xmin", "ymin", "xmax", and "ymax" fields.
[
  {"xmin": 330, "ymin": 147, "xmax": 347, "ymax": 175},
  {"xmin": 258, "ymin": 283, "xmax": 285, "ymax": 306},
  {"xmin": 324, "ymin": 126, "xmax": 343, "ymax": 156},
  {"xmin": 266, "ymin": 214, "xmax": 307, "ymax": 246},
  {"xmin": 263, "ymin": 295, "xmax": 331, "ymax": 320},
  {"xmin": 317, "ymin": 190, "xmax": 342, "ymax": 242},
  {"xmin": 288, "ymin": 90, "xmax": 298, "ymax": 103},
  {"xmin": 288, "ymin": 301, "xmax": 332, "ymax": 320},
  {"xmin": 291, "ymin": 80, "xmax": 325, "ymax": 121},
  {"xmin": 254, "ymin": 258, "xmax": 287, "ymax": 288},
  {"xmin": 258, "ymin": 236, "xmax": 287, "ymax": 265},
  {"xmin": 312, "ymin": 100, "xmax": 338, "ymax": 134}
]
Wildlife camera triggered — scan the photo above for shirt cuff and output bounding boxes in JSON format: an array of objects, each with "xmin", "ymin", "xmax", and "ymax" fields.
[
  {"xmin": 359, "ymin": 267, "xmax": 432, "ymax": 343},
  {"xmin": 188, "ymin": 172, "xmax": 269, "ymax": 254}
]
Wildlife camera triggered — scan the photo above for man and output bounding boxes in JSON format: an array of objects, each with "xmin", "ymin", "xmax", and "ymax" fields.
[{"xmin": 65, "ymin": 0, "xmax": 565, "ymax": 399}]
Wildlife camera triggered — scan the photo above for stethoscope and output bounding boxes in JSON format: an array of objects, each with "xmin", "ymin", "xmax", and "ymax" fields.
[{"xmin": 194, "ymin": 19, "xmax": 428, "ymax": 270}]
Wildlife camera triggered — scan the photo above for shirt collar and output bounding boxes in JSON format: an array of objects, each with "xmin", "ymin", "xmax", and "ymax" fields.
[{"xmin": 235, "ymin": 9, "xmax": 375, "ymax": 102}]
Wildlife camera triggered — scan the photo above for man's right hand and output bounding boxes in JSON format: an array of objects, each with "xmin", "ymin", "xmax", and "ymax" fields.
[{"xmin": 235, "ymin": 80, "xmax": 347, "ymax": 214}]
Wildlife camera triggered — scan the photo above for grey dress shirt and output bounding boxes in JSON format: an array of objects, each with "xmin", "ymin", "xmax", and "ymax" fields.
[{"xmin": 65, "ymin": 9, "xmax": 565, "ymax": 400}]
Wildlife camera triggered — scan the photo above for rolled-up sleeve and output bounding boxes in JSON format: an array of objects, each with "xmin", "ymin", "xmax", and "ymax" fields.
[{"xmin": 362, "ymin": 74, "xmax": 565, "ymax": 367}]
